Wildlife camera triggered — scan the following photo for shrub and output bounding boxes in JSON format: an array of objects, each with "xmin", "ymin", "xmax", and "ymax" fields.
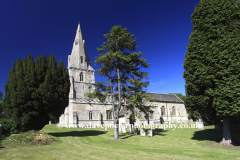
[{"xmin": 0, "ymin": 119, "xmax": 19, "ymax": 137}]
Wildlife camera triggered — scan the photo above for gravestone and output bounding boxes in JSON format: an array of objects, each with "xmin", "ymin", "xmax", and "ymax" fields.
[
  {"xmin": 185, "ymin": 121, "xmax": 188, "ymax": 125},
  {"xmin": 190, "ymin": 119, "xmax": 193, "ymax": 124},
  {"xmin": 122, "ymin": 124, "xmax": 126, "ymax": 133},
  {"xmin": 119, "ymin": 124, "xmax": 122, "ymax": 132},
  {"xmin": 160, "ymin": 117, "xmax": 164, "ymax": 124},
  {"xmin": 128, "ymin": 124, "xmax": 133, "ymax": 134},
  {"xmin": 0, "ymin": 124, "xmax": 2, "ymax": 137},
  {"xmin": 134, "ymin": 127, "xmax": 138, "ymax": 135},
  {"xmin": 196, "ymin": 122, "xmax": 204, "ymax": 130},
  {"xmin": 147, "ymin": 129, "xmax": 153, "ymax": 137},
  {"xmin": 180, "ymin": 120, "xmax": 182, "ymax": 125},
  {"xmin": 49, "ymin": 121, "xmax": 51, "ymax": 125},
  {"xmin": 140, "ymin": 128, "xmax": 146, "ymax": 136}
]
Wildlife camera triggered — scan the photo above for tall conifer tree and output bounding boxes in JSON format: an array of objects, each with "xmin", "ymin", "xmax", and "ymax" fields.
[
  {"xmin": 183, "ymin": 0, "xmax": 240, "ymax": 146},
  {"xmin": 4, "ymin": 54, "xmax": 70, "ymax": 131},
  {"xmin": 0, "ymin": 91, "xmax": 3, "ymax": 113},
  {"xmin": 86, "ymin": 25, "xmax": 154, "ymax": 140}
]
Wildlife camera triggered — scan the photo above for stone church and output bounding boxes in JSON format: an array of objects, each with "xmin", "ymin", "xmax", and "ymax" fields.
[{"xmin": 58, "ymin": 23, "xmax": 188, "ymax": 127}]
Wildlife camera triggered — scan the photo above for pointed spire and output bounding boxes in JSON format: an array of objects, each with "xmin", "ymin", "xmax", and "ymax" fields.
[{"xmin": 68, "ymin": 23, "xmax": 94, "ymax": 71}]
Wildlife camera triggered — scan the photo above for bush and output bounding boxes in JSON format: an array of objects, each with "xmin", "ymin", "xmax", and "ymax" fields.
[{"xmin": 0, "ymin": 119, "xmax": 19, "ymax": 137}]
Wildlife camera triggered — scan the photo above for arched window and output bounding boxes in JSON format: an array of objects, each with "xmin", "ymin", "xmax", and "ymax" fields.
[
  {"xmin": 106, "ymin": 110, "xmax": 112, "ymax": 119},
  {"xmin": 161, "ymin": 106, "xmax": 165, "ymax": 116},
  {"xmin": 107, "ymin": 95, "xmax": 111, "ymax": 102},
  {"xmin": 89, "ymin": 111, "xmax": 92, "ymax": 120},
  {"xmin": 80, "ymin": 73, "xmax": 84, "ymax": 82},
  {"xmin": 81, "ymin": 56, "xmax": 83, "ymax": 63},
  {"xmin": 149, "ymin": 111, "xmax": 154, "ymax": 119},
  {"xmin": 172, "ymin": 106, "xmax": 176, "ymax": 116}
]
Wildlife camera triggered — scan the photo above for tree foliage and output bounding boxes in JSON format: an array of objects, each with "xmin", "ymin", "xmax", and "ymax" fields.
[
  {"xmin": 0, "ymin": 91, "xmax": 3, "ymax": 113},
  {"xmin": 183, "ymin": 0, "xmax": 240, "ymax": 145},
  {"xmin": 3, "ymin": 54, "xmax": 70, "ymax": 131},
  {"xmin": 86, "ymin": 25, "xmax": 154, "ymax": 139}
]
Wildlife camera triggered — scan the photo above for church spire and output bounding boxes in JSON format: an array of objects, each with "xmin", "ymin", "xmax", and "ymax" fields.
[{"xmin": 68, "ymin": 23, "xmax": 93, "ymax": 71}]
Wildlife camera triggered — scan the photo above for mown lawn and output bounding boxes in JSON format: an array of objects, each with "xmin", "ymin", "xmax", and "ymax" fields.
[{"xmin": 0, "ymin": 124, "xmax": 240, "ymax": 160}]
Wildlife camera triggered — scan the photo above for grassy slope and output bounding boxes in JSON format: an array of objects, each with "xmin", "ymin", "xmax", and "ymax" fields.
[{"xmin": 0, "ymin": 124, "xmax": 240, "ymax": 160}]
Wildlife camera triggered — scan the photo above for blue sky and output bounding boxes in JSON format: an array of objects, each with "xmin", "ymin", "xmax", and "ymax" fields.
[{"xmin": 0, "ymin": 0, "xmax": 200, "ymax": 97}]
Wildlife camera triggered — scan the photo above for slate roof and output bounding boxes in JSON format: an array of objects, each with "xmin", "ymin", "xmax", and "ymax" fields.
[
  {"xmin": 118, "ymin": 93, "xmax": 183, "ymax": 117},
  {"xmin": 145, "ymin": 92, "xmax": 184, "ymax": 103}
]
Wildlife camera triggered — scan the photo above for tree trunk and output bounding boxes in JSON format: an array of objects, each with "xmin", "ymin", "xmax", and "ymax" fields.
[
  {"xmin": 114, "ymin": 69, "xmax": 121, "ymax": 140},
  {"xmin": 220, "ymin": 118, "xmax": 232, "ymax": 146}
]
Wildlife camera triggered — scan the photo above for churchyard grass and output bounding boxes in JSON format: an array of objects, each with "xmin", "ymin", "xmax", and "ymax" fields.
[{"xmin": 0, "ymin": 124, "xmax": 240, "ymax": 159}]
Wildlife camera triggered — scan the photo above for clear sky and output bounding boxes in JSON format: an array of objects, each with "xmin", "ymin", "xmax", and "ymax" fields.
[{"xmin": 0, "ymin": 0, "xmax": 200, "ymax": 97}]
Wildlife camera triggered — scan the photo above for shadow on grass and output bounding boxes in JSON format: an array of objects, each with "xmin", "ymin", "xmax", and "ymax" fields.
[
  {"xmin": 153, "ymin": 129, "xmax": 167, "ymax": 136},
  {"xmin": 120, "ymin": 134, "xmax": 134, "ymax": 139},
  {"xmin": 192, "ymin": 129, "xmax": 240, "ymax": 146},
  {"xmin": 48, "ymin": 130, "xmax": 107, "ymax": 137},
  {"xmin": 119, "ymin": 128, "xmax": 167, "ymax": 139}
]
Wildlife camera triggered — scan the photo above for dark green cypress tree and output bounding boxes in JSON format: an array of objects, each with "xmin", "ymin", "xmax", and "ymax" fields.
[
  {"xmin": 4, "ymin": 62, "xmax": 17, "ymax": 119},
  {"xmin": 41, "ymin": 54, "xmax": 58, "ymax": 123},
  {"xmin": 32, "ymin": 54, "xmax": 48, "ymax": 129},
  {"xmin": 50, "ymin": 58, "xmax": 70, "ymax": 122},
  {"xmin": 21, "ymin": 54, "xmax": 38, "ymax": 130},
  {"xmin": 4, "ymin": 53, "xmax": 70, "ymax": 131},
  {"xmin": 13, "ymin": 58, "xmax": 28, "ymax": 130},
  {"xmin": 0, "ymin": 91, "xmax": 3, "ymax": 113},
  {"xmin": 183, "ymin": 0, "xmax": 240, "ymax": 146}
]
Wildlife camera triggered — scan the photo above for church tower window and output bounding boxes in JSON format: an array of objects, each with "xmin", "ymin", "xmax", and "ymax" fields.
[
  {"xmin": 81, "ymin": 56, "xmax": 83, "ymax": 63},
  {"xmin": 89, "ymin": 111, "xmax": 92, "ymax": 120},
  {"xmin": 80, "ymin": 73, "xmax": 84, "ymax": 82},
  {"xmin": 83, "ymin": 85, "xmax": 84, "ymax": 90}
]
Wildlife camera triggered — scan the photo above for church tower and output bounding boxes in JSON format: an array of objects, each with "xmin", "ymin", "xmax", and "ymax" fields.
[{"xmin": 68, "ymin": 23, "xmax": 95, "ymax": 100}]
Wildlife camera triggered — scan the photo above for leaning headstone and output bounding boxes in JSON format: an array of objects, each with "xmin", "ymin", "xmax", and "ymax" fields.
[
  {"xmin": 0, "ymin": 124, "xmax": 2, "ymax": 137},
  {"xmin": 140, "ymin": 128, "xmax": 146, "ymax": 136},
  {"xmin": 196, "ymin": 122, "xmax": 204, "ymax": 130},
  {"xmin": 190, "ymin": 119, "xmax": 193, "ymax": 125},
  {"xmin": 147, "ymin": 129, "xmax": 153, "ymax": 137}
]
